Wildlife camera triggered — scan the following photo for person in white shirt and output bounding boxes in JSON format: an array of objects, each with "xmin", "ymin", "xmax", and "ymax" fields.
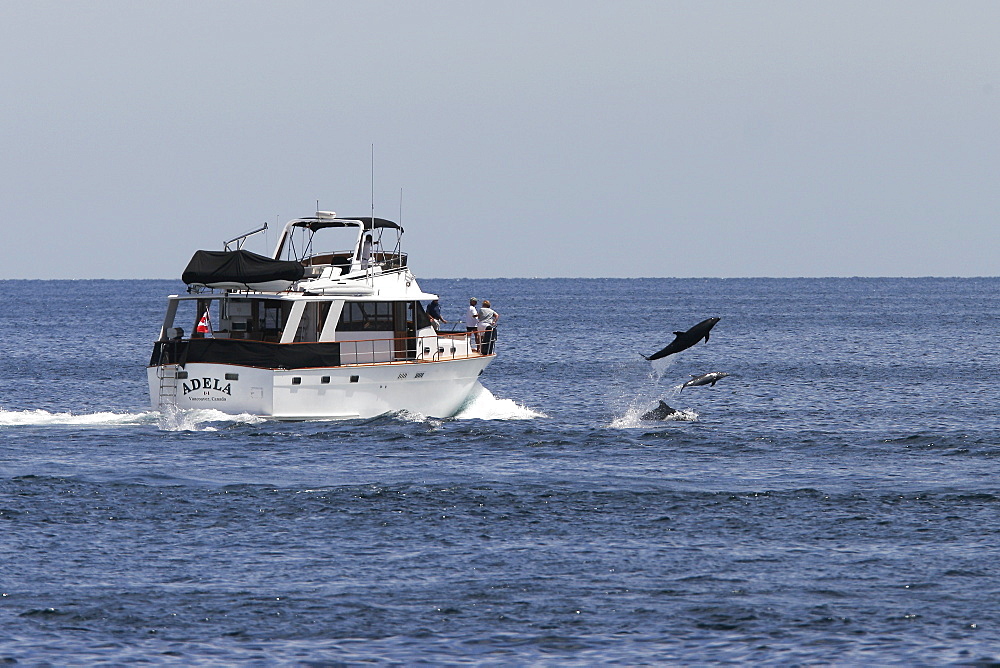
[
  {"xmin": 477, "ymin": 299, "xmax": 499, "ymax": 354},
  {"xmin": 465, "ymin": 298, "xmax": 481, "ymax": 351},
  {"xmin": 360, "ymin": 234, "xmax": 373, "ymax": 270}
]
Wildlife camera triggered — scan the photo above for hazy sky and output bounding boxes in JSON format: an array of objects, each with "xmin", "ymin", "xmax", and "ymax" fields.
[{"xmin": 2, "ymin": 1, "xmax": 998, "ymax": 278}]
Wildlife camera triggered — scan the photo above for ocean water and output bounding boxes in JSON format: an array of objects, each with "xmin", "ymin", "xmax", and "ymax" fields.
[{"xmin": 2, "ymin": 277, "xmax": 1000, "ymax": 665}]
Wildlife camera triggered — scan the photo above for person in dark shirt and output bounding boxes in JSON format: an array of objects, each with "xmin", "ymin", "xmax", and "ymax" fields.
[{"xmin": 427, "ymin": 299, "xmax": 446, "ymax": 330}]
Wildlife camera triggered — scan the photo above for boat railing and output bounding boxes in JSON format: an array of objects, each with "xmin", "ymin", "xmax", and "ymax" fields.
[
  {"xmin": 337, "ymin": 330, "xmax": 496, "ymax": 366},
  {"xmin": 299, "ymin": 251, "xmax": 408, "ymax": 273}
]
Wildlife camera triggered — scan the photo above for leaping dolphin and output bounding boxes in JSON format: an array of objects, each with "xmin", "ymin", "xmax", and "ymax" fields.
[
  {"xmin": 643, "ymin": 317, "xmax": 720, "ymax": 360},
  {"xmin": 680, "ymin": 372, "xmax": 730, "ymax": 391},
  {"xmin": 640, "ymin": 400, "xmax": 680, "ymax": 420}
]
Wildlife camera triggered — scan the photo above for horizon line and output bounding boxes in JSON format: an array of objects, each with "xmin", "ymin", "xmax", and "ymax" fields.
[{"xmin": 0, "ymin": 275, "xmax": 997, "ymax": 281}]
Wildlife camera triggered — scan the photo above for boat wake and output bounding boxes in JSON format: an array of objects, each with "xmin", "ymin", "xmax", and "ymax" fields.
[
  {"xmin": 453, "ymin": 383, "xmax": 545, "ymax": 421},
  {"xmin": 156, "ymin": 407, "xmax": 266, "ymax": 432},
  {"xmin": 0, "ymin": 384, "xmax": 539, "ymax": 431},
  {"xmin": 0, "ymin": 408, "xmax": 158, "ymax": 427},
  {"xmin": 0, "ymin": 407, "xmax": 266, "ymax": 432}
]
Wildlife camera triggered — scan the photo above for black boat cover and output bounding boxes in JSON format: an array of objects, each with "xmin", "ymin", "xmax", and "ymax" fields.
[
  {"xmin": 182, "ymin": 249, "xmax": 305, "ymax": 286},
  {"xmin": 181, "ymin": 338, "xmax": 342, "ymax": 369}
]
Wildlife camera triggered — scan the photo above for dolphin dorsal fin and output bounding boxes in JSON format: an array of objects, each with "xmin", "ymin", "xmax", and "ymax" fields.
[{"xmin": 673, "ymin": 331, "xmax": 685, "ymax": 336}]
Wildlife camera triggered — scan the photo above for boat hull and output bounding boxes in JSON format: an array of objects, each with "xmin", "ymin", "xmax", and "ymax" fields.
[{"xmin": 148, "ymin": 356, "xmax": 493, "ymax": 419}]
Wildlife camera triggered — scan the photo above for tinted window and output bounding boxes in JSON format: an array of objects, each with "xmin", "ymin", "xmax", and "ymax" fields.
[{"xmin": 338, "ymin": 302, "xmax": 394, "ymax": 331}]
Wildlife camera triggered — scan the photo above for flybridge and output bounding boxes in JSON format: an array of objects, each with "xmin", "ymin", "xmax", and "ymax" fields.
[
  {"xmin": 272, "ymin": 212, "xmax": 407, "ymax": 277},
  {"xmin": 181, "ymin": 212, "xmax": 409, "ymax": 292}
]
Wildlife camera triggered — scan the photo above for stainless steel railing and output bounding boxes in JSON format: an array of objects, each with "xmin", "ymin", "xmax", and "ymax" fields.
[{"xmin": 336, "ymin": 329, "xmax": 496, "ymax": 366}]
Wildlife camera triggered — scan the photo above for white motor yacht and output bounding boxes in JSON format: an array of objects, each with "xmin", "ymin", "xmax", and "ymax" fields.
[{"xmin": 147, "ymin": 212, "xmax": 495, "ymax": 419}]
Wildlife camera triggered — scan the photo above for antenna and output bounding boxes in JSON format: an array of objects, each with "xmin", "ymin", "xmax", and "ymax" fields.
[
  {"xmin": 370, "ymin": 143, "xmax": 375, "ymax": 223},
  {"xmin": 399, "ymin": 187, "xmax": 403, "ymax": 226}
]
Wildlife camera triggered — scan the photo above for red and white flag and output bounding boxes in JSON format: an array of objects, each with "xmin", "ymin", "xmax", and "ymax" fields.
[{"xmin": 196, "ymin": 309, "xmax": 212, "ymax": 336}]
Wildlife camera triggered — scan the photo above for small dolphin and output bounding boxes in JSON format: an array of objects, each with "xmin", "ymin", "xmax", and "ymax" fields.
[
  {"xmin": 641, "ymin": 400, "xmax": 680, "ymax": 420},
  {"xmin": 643, "ymin": 317, "xmax": 721, "ymax": 361},
  {"xmin": 680, "ymin": 372, "xmax": 730, "ymax": 391}
]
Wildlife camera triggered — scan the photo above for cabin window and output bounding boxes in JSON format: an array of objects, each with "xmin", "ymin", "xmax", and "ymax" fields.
[
  {"xmin": 336, "ymin": 301, "xmax": 430, "ymax": 333},
  {"xmin": 263, "ymin": 302, "xmax": 283, "ymax": 334},
  {"xmin": 217, "ymin": 299, "xmax": 290, "ymax": 342},
  {"xmin": 338, "ymin": 302, "xmax": 394, "ymax": 332},
  {"xmin": 221, "ymin": 299, "xmax": 253, "ymax": 334}
]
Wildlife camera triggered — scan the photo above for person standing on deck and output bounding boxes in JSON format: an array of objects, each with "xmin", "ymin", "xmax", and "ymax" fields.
[
  {"xmin": 465, "ymin": 298, "xmax": 481, "ymax": 351},
  {"xmin": 360, "ymin": 234, "xmax": 374, "ymax": 270},
  {"xmin": 427, "ymin": 299, "xmax": 446, "ymax": 330},
  {"xmin": 477, "ymin": 300, "xmax": 499, "ymax": 355}
]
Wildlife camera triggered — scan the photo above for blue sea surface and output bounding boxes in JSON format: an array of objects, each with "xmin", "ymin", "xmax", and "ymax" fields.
[{"xmin": 2, "ymin": 277, "xmax": 1000, "ymax": 664}]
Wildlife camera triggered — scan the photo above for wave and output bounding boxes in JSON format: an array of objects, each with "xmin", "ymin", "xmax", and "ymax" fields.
[
  {"xmin": 0, "ymin": 407, "xmax": 264, "ymax": 432},
  {"xmin": 0, "ymin": 408, "xmax": 158, "ymax": 427},
  {"xmin": 0, "ymin": 383, "xmax": 540, "ymax": 430},
  {"xmin": 156, "ymin": 407, "xmax": 266, "ymax": 432},
  {"xmin": 452, "ymin": 382, "xmax": 545, "ymax": 421}
]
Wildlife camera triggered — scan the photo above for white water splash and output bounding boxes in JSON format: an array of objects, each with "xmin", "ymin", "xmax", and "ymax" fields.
[
  {"xmin": 453, "ymin": 382, "xmax": 545, "ymax": 421},
  {"xmin": 0, "ymin": 408, "xmax": 158, "ymax": 427},
  {"xmin": 156, "ymin": 406, "xmax": 265, "ymax": 432},
  {"xmin": 606, "ymin": 356, "xmax": 697, "ymax": 428},
  {"xmin": 609, "ymin": 405, "xmax": 699, "ymax": 429},
  {"xmin": 0, "ymin": 383, "xmax": 540, "ymax": 430},
  {"xmin": 0, "ymin": 406, "xmax": 265, "ymax": 432},
  {"xmin": 648, "ymin": 355, "xmax": 679, "ymax": 380}
]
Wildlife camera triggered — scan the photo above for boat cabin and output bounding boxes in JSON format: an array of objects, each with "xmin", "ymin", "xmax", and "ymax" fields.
[
  {"xmin": 151, "ymin": 294, "xmax": 439, "ymax": 368},
  {"xmin": 152, "ymin": 212, "xmax": 483, "ymax": 372}
]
